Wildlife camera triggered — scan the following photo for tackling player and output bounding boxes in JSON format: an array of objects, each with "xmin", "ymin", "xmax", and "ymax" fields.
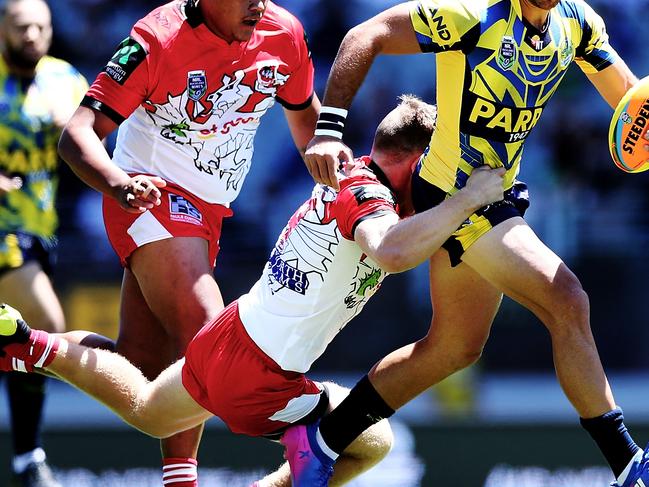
[
  {"xmin": 303, "ymin": 1, "xmax": 649, "ymax": 486},
  {"xmin": 57, "ymin": 1, "xmax": 337, "ymax": 485},
  {"xmin": 0, "ymin": 0, "xmax": 88, "ymax": 485},
  {"xmin": 0, "ymin": 95, "xmax": 504, "ymax": 487}
]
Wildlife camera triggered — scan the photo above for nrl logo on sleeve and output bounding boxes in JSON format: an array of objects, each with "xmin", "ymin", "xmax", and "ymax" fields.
[
  {"xmin": 105, "ymin": 37, "xmax": 147, "ymax": 85},
  {"xmin": 187, "ymin": 70, "xmax": 207, "ymax": 101},
  {"xmin": 497, "ymin": 36, "xmax": 518, "ymax": 71}
]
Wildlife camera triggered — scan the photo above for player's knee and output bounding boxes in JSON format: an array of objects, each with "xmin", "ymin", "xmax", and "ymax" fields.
[{"xmin": 546, "ymin": 273, "xmax": 590, "ymax": 332}]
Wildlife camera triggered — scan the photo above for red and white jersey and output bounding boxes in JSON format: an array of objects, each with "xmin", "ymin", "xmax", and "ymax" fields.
[
  {"xmin": 83, "ymin": 0, "xmax": 313, "ymax": 205},
  {"xmin": 239, "ymin": 157, "xmax": 399, "ymax": 373}
]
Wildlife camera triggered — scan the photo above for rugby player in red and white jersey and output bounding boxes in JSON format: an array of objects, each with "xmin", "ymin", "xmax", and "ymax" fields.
[
  {"xmin": 2, "ymin": 96, "xmax": 504, "ymax": 486},
  {"xmin": 57, "ymin": 1, "xmax": 340, "ymax": 485}
]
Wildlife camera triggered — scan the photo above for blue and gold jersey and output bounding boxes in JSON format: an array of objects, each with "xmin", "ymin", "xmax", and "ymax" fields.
[
  {"xmin": 0, "ymin": 55, "xmax": 87, "ymax": 238},
  {"xmin": 411, "ymin": 0, "xmax": 618, "ymax": 193}
]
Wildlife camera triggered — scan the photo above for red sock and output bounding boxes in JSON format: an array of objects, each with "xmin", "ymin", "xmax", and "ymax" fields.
[
  {"xmin": 162, "ymin": 457, "xmax": 198, "ymax": 486},
  {"xmin": 4, "ymin": 330, "xmax": 59, "ymax": 368}
]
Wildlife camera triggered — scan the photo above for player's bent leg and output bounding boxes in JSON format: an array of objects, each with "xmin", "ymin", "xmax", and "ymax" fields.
[
  {"xmin": 462, "ymin": 217, "xmax": 641, "ymax": 480},
  {"xmin": 125, "ymin": 237, "xmax": 225, "ymax": 482},
  {"xmin": 461, "ymin": 217, "xmax": 614, "ymax": 417},
  {"xmin": 368, "ymin": 249, "xmax": 501, "ymax": 410},
  {"xmin": 48, "ymin": 342, "xmax": 211, "ymax": 438},
  {"xmin": 0, "ymin": 305, "xmax": 212, "ymax": 437}
]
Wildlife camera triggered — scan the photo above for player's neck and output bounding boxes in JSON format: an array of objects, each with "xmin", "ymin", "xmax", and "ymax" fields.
[{"xmin": 520, "ymin": 1, "xmax": 551, "ymax": 31}]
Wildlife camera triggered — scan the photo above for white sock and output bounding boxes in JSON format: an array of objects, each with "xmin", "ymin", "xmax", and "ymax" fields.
[
  {"xmin": 617, "ymin": 448, "xmax": 644, "ymax": 485},
  {"xmin": 13, "ymin": 447, "xmax": 46, "ymax": 474},
  {"xmin": 315, "ymin": 428, "xmax": 339, "ymax": 461}
]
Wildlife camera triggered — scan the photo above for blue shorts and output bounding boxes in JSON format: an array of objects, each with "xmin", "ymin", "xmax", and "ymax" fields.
[
  {"xmin": 0, "ymin": 232, "xmax": 57, "ymax": 278},
  {"xmin": 411, "ymin": 167, "xmax": 530, "ymax": 267}
]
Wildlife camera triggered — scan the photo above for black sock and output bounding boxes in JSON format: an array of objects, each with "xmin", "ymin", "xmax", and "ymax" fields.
[
  {"xmin": 319, "ymin": 375, "xmax": 395, "ymax": 455},
  {"xmin": 580, "ymin": 407, "xmax": 640, "ymax": 478},
  {"xmin": 7, "ymin": 372, "xmax": 46, "ymax": 455}
]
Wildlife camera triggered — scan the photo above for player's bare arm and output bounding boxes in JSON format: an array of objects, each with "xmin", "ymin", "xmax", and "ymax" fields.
[
  {"xmin": 283, "ymin": 94, "xmax": 340, "ymax": 190},
  {"xmin": 586, "ymin": 59, "xmax": 639, "ymax": 109},
  {"xmin": 58, "ymin": 106, "xmax": 166, "ymax": 213},
  {"xmin": 305, "ymin": 3, "xmax": 420, "ymax": 186},
  {"xmin": 587, "ymin": 60, "xmax": 649, "ymax": 161},
  {"xmin": 354, "ymin": 167, "xmax": 505, "ymax": 273}
]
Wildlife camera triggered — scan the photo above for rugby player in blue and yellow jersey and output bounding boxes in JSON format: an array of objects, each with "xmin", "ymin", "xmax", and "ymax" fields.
[
  {"xmin": 0, "ymin": 0, "xmax": 87, "ymax": 485},
  {"xmin": 301, "ymin": 1, "xmax": 649, "ymax": 486}
]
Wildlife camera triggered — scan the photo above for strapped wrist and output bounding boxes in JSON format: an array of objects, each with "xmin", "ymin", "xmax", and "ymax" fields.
[{"xmin": 315, "ymin": 106, "xmax": 348, "ymax": 139}]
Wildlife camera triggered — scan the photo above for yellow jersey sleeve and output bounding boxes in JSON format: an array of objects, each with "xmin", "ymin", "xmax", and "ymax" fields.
[
  {"xmin": 574, "ymin": 1, "xmax": 619, "ymax": 74},
  {"xmin": 410, "ymin": 0, "xmax": 482, "ymax": 53}
]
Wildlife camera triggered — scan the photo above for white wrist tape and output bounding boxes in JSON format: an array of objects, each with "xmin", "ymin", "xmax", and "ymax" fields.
[{"xmin": 315, "ymin": 106, "xmax": 348, "ymax": 139}]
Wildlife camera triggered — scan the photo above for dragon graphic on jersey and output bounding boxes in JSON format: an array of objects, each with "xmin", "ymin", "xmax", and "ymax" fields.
[
  {"xmin": 144, "ymin": 67, "xmax": 288, "ymax": 191},
  {"xmin": 267, "ymin": 189, "xmax": 339, "ymax": 295}
]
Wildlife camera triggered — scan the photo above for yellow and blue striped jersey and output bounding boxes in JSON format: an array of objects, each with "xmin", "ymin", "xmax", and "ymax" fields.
[
  {"xmin": 410, "ymin": 0, "xmax": 618, "ymax": 193},
  {"xmin": 0, "ymin": 55, "xmax": 87, "ymax": 238}
]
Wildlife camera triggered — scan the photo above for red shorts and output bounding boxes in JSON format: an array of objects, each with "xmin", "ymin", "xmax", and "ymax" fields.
[
  {"xmin": 182, "ymin": 301, "xmax": 326, "ymax": 437},
  {"xmin": 103, "ymin": 181, "xmax": 233, "ymax": 268}
]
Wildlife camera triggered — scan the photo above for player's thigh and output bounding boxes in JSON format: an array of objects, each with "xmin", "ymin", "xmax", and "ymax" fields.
[
  {"xmin": 427, "ymin": 249, "xmax": 501, "ymax": 352},
  {"xmin": 117, "ymin": 268, "xmax": 176, "ymax": 378},
  {"xmin": 461, "ymin": 217, "xmax": 582, "ymax": 321},
  {"xmin": 325, "ymin": 382, "xmax": 393, "ymax": 458},
  {"xmin": 143, "ymin": 359, "xmax": 213, "ymax": 436},
  {"xmin": 0, "ymin": 261, "xmax": 65, "ymax": 332},
  {"xmin": 129, "ymin": 237, "xmax": 225, "ymax": 350}
]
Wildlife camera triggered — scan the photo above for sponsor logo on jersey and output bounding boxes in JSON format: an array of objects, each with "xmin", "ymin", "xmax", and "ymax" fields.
[
  {"xmin": 105, "ymin": 37, "xmax": 147, "ymax": 85},
  {"xmin": 623, "ymin": 102, "xmax": 649, "ymax": 155},
  {"xmin": 168, "ymin": 194, "xmax": 203, "ymax": 225},
  {"xmin": 530, "ymin": 35, "xmax": 544, "ymax": 51},
  {"xmin": 461, "ymin": 92, "xmax": 544, "ymax": 145},
  {"xmin": 497, "ymin": 36, "xmax": 517, "ymax": 71},
  {"xmin": 350, "ymin": 185, "xmax": 396, "ymax": 207},
  {"xmin": 187, "ymin": 70, "xmax": 207, "ymax": 101},
  {"xmin": 429, "ymin": 8, "xmax": 451, "ymax": 42},
  {"xmin": 269, "ymin": 249, "xmax": 309, "ymax": 294}
]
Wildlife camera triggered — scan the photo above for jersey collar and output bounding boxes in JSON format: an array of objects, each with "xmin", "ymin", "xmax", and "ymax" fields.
[{"xmin": 367, "ymin": 160, "xmax": 395, "ymax": 193}]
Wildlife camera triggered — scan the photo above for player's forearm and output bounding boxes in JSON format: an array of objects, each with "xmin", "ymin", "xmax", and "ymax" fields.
[
  {"xmin": 375, "ymin": 191, "xmax": 484, "ymax": 273},
  {"xmin": 58, "ymin": 123, "xmax": 130, "ymax": 199},
  {"xmin": 322, "ymin": 24, "xmax": 384, "ymax": 109}
]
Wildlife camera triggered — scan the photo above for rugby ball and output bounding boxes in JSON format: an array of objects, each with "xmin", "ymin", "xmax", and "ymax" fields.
[{"xmin": 609, "ymin": 76, "xmax": 649, "ymax": 173}]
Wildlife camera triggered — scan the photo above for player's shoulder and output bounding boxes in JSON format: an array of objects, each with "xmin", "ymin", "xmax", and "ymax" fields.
[
  {"xmin": 555, "ymin": 0, "xmax": 599, "ymax": 22},
  {"xmin": 35, "ymin": 56, "xmax": 83, "ymax": 79},
  {"xmin": 417, "ymin": 0, "xmax": 492, "ymax": 18},
  {"xmin": 133, "ymin": 0, "xmax": 186, "ymax": 44},
  {"xmin": 258, "ymin": 1, "xmax": 306, "ymax": 39}
]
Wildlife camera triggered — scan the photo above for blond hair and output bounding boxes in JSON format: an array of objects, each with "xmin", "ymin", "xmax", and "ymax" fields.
[{"xmin": 372, "ymin": 94, "xmax": 437, "ymax": 157}]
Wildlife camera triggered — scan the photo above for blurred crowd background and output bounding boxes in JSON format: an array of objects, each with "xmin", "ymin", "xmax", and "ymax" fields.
[{"xmin": 44, "ymin": 0, "xmax": 649, "ymax": 413}]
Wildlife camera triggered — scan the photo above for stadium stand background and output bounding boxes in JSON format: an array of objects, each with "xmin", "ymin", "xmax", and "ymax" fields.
[{"xmin": 2, "ymin": 1, "xmax": 649, "ymax": 485}]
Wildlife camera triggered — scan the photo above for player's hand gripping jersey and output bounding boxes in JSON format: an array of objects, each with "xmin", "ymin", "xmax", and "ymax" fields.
[
  {"xmin": 83, "ymin": 0, "xmax": 314, "ymax": 205},
  {"xmin": 238, "ymin": 157, "xmax": 398, "ymax": 373},
  {"xmin": 411, "ymin": 0, "xmax": 618, "ymax": 193}
]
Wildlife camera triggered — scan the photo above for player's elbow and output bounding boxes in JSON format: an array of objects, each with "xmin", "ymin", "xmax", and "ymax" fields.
[
  {"xmin": 374, "ymin": 247, "xmax": 414, "ymax": 274},
  {"xmin": 343, "ymin": 20, "xmax": 384, "ymax": 57}
]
